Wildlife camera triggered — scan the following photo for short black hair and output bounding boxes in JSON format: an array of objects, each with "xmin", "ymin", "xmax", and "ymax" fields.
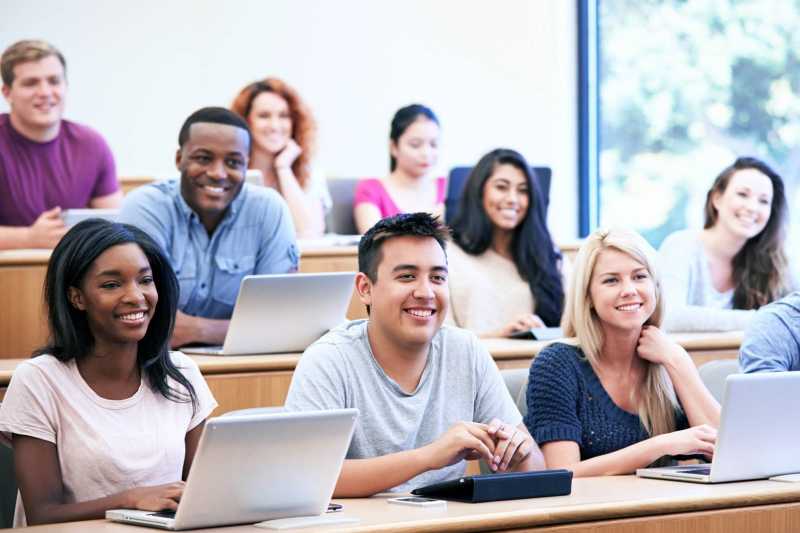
[
  {"xmin": 358, "ymin": 212, "xmax": 450, "ymax": 282},
  {"xmin": 178, "ymin": 106, "xmax": 251, "ymax": 149},
  {"xmin": 37, "ymin": 219, "xmax": 197, "ymax": 410}
]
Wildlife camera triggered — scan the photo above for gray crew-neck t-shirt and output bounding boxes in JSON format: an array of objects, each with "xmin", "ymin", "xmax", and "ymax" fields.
[{"xmin": 284, "ymin": 320, "xmax": 522, "ymax": 493}]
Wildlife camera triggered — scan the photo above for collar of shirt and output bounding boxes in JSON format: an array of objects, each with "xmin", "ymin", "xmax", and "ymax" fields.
[{"xmin": 172, "ymin": 181, "xmax": 247, "ymax": 231}]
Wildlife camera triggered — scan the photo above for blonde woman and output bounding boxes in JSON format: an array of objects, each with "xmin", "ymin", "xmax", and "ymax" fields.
[{"xmin": 524, "ymin": 229, "xmax": 720, "ymax": 476}]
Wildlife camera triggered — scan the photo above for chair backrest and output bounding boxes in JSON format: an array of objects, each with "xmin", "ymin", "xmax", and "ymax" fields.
[
  {"xmin": 501, "ymin": 368, "xmax": 529, "ymax": 418},
  {"xmin": 698, "ymin": 359, "xmax": 741, "ymax": 403},
  {"xmin": 0, "ymin": 406, "xmax": 16, "ymax": 529},
  {"xmin": 221, "ymin": 406, "xmax": 286, "ymax": 417},
  {"xmin": 444, "ymin": 166, "xmax": 552, "ymax": 225},
  {"xmin": 325, "ymin": 178, "xmax": 360, "ymax": 235}
]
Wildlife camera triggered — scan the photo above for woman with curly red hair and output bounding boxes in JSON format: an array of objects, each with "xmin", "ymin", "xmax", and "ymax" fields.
[{"xmin": 231, "ymin": 77, "xmax": 330, "ymax": 237}]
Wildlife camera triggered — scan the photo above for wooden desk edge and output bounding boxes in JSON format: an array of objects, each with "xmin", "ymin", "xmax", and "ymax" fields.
[
  {"xmin": 15, "ymin": 481, "xmax": 800, "ymax": 532},
  {"xmin": 0, "ymin": 332, "xmax": 743, "ymax": 387},
  {"xmin": 344, "ymin": 485, "xmax": 800, "ymax": 533}
]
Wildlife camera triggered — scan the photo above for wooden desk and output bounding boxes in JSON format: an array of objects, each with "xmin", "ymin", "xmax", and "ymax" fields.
[
  {"xmin": 16, "ymin": 476, "xmax": 800, "ymax": 532},
  {"xmin": 484, "ymin": 331, "xmax": 743, "ymax": 370},
  {"xmin": 0, "ymin": 245, "xmax": 363, "ymax": 359},
  {"xmin": 0, "ymin": 333, "xmax": 742, "ymax": 413},
  {"xmin": 119, "ymin": 176, "xmax": 155, "ymax": 195}
]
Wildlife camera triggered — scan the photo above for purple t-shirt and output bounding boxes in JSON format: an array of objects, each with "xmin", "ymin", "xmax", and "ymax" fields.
[{"xmin": 0, "ymin": 113, "xmax": 118, "ymax": 226}]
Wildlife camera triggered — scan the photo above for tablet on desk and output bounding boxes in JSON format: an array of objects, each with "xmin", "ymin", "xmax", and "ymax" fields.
[{"xmin": 61, "ymin": 208, "xmax": 120, "ymax": 226}]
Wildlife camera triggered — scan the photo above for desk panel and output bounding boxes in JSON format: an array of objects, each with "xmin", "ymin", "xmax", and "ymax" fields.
[
  {"xmin": 0, "ymin": 257, "xmax": 49, "ymax": 358},
  {"xmin": 119, "ymin": 175, "xmax": 155, "ymax": 195},
  {"xmin": 0, "ymin": 245, "xmax": 364, "ymax": 358},
  {"xmin": 15, "ymin": 477, "xmax": 800, "ymax": 532}
]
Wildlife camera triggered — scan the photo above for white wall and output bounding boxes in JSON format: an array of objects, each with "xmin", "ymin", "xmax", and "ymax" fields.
[{"xmin": 1, "ymin": 0, "xmax": 578, "ymax": 239}]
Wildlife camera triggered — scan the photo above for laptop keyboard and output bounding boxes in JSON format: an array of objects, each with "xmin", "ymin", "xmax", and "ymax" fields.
[
  {"xmin": 149, "ymin": 510, "xmax": 176, "ymax": 519},
  {"xmin": 677, "ymin": 467, "xmax": 711, "ymax": 476}
]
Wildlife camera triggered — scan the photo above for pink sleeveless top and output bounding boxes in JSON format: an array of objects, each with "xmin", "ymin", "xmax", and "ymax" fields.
[{"xmin": 353, "ymin": 176, "xmax": 447, "ymax": 218}]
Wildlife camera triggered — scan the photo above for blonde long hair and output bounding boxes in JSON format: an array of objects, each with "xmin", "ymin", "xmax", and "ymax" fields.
[{"xmin": 562, "ymin": 228, "xmax": 679, "ymax": 436}]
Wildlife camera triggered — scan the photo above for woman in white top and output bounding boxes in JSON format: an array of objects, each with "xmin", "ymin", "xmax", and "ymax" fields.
[
  {"xmin": 0, "ymin": 219, "xmax": 217, "ymax": 526},
  {"xmin": 231, "ymin": 77, "xmax": 330, "ymax": 237},
  {"xmin": 659, "ymin": 157, "xmax": 792, "ymax": 332},
  {"xmin": 447, "ymin": 148, "xmax": 565, "ymax": 337}
]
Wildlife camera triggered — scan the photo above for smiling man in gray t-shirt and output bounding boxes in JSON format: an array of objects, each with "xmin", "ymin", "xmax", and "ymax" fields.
[{"xmin": 285, "ymin": 213, "xmax": 544, "ymax": 496}]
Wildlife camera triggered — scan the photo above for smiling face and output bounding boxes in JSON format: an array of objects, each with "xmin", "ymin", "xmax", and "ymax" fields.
[
  {"xmin": 177, "ymin": 122, "xmax": 249, "ymax": 232},
  {"xmin": 2, "ymin": 55, "xmax": 65, "ymax": 137},
  {"xmin": 358, "ymin": 235, "xmax": 449, "ymax": 353},
  {"xmin": 248, "ymin": 91, "xmax": 293, "ymax": 155},
  {"xmin": 68, "ymin": 243, "xmax": 158, "ymax": 349},
  {"xmin": 482, "ymin": 163, "xmax": 530, "ymax": 234},
  {"xmin": 711, "ymin": 168, "xmax": 773, "ymax": 241},
  {"xmin": 390, "ymin": 118, "xmax": 440, "ymax": 178},
  {"xmin": 589, "ymin": 248, "xmax": 657, "ymax": 334}
]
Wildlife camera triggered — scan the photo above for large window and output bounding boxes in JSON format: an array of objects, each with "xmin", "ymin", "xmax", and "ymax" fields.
[{"xmin": 583, "ymin": 0, "xmax": 800, "ymax": 248}]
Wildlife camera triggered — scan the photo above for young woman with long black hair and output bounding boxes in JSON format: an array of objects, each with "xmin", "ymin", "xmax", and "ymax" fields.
[
  {"xmin": 0, "ymin": 219, "xmax": 217, "ymax": 526},
  {"xmin": 447, "ymin": 148, "xmax": 565, "ymax": 336}
]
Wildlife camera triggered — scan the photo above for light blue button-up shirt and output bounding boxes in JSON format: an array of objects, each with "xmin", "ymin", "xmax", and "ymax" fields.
[{"xmin": 120, "ymin": 180, "xmax": 298, "ymax": 319}]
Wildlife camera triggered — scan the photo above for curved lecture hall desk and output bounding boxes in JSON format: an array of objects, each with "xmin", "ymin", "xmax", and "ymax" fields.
[
  {"xmin": 0, "ymin": 332, "xmax": 742, "ymax": 415},
  {"xmin": 14, "ymin": 475, "xmax": 800, "ymax": 531},
  {"xmin": 0, "ymin": 240, "xmax": 583, "ymax": 360},
  {"xmin": 0, "ymin": 242, "xmax": 363, "ymax": 359}
]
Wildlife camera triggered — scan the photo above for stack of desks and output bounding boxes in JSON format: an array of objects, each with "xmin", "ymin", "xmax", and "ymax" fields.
[
  {"xmin": 16, "ymin": 475, "xmax": 800, "ymax": 531},
  {"xmin": 0, "ymin": 332, "xmax": 743, "ymax": 415}
]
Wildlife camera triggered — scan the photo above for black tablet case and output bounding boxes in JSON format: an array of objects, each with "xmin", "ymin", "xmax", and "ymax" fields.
[{"xmin": 411, "ymin": 469, "xmax": 572, "ymax": 503}]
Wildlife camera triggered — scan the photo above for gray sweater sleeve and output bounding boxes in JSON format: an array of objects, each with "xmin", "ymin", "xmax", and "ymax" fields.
[{"xmin": 658, "ymin": 231, "xmax": 754, "ymax": 332}]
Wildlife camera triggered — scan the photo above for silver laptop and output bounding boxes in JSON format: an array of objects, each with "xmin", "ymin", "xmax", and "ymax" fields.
[
  {"xmin": 107, "ymin": 408, "xmax": 358, "ymax": 530},
  {"xmin": 637, "ymin": 371, "xmax": 800, "ymax": 483},
  {"xmin": 182, "ymin": 272, "xmax": 355, "ymax": 355}
]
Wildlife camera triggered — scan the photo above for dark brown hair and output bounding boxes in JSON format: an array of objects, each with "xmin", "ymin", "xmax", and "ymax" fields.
[{"xmin": 704, "ymin": 156, "xmax": 790, "ymax": 309}]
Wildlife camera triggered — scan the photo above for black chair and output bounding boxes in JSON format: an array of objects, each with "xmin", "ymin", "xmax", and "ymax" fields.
[
  {"xmin": 0, "ymin": 418, "xmax": 16, "ymax": 528},
  {"xmin": 444, "ymin": 166, "xmax": 552, "ymax": 225}
]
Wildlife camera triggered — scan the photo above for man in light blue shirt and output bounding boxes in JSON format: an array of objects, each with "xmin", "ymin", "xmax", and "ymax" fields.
[
  {"xmin": 120, "ymin": 107, "xmax": 297, "ymax": 347},
  {"xmin": 739, "ymin": 292, "xmax": 800, "ymax": 372}
]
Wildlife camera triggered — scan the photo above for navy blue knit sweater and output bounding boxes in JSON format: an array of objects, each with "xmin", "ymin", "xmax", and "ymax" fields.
[{"xmin": 524, "ymin": 342, "xmax": 688, "ymax": 460}]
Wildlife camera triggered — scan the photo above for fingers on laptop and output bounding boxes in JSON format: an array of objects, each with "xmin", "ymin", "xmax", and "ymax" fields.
[
  {"xmin": 666, "ymin": 424, "xmax": 717, "ymax": 457},
  {"xmin": 130, "ymin": 481, "xmax": 186, "ymax": 511}
]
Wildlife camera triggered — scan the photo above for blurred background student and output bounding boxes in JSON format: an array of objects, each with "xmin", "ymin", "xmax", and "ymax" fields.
[
  {"xmin": 232, "ymin": 77, "xmax": 329, "ymax": 237},
  {"xmin": 353, "ymin": 104, "xmax": 445, "ymax": 233},
  {"xmin": 659, "ymin": 157, "xmax": 792, "ymax": 332}
]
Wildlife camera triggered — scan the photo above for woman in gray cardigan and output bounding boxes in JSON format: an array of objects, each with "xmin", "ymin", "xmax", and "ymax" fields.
[{"xmin": 658, "ymin": 157, "xmax": 792, "ymax": 332}]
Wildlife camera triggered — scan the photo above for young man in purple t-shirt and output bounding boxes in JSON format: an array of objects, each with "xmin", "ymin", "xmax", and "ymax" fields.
[{"xmin": 0, "ymin": 40, "xmax": 121, "ymax": 250}]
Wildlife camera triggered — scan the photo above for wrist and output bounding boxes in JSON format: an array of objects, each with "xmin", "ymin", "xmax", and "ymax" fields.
[
  {"xmin": 24, "ymin": 226, "xmax": 37, "ymax": 247},
  {"xmin": 117, "ymin": 488, "xmax": 135, "ymax": 509},
  {"xmin": 664, "ymin": 346, "xmax": 692, "ymax": 372},
  {"xmin": 415, "ymin": 443, "xmax": 437, "ymax": 471},
  {"xmin": 649, "ymin": 433, "xmax": 671, "ymax": 458}
]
